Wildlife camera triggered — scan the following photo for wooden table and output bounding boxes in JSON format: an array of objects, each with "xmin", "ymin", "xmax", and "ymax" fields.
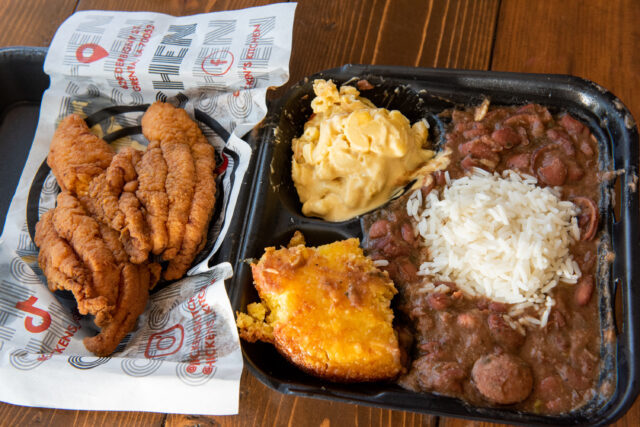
[{"xmin": 0, "ymin": 0, "xmax": 638, "ymax": 426}]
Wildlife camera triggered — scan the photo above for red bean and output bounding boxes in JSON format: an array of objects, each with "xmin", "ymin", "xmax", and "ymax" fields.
[
  {"xmin": 459, "ymin": 140, "xmax": 500, "ymax": 163},
  {"xmin": 491, "ymin": 127, "xmax": 521, "ymax": 150},
  {"xmin": 547, "ymin": 128, "xmax": 576, "ymax": 156},
  {"xmin": 506, "ymin": 153, "xmax": 531, "ymax": 171},
  {"xmin": 538, "ymin": 156, "xmax": 567, "ymax": 186},
  {"xmin": 397, "ymin": 258, "xmax": 418, "ymax": 283},
  {"xmin": 504, "ymin": 113, "xmax": 544, "ymax": 138},
  {"xmin": 427, "ymin": 293, "xmax": 452, "ymax": 311},
  {"xmin": 559, "ymin": 114, "xmax": 585, "ymax": 135},
  {"xmin": 461, "ymin": 155, "xmax": 477, "ymax": 171},
  {"xmin": 401, "ymin": 222, "xmax": 415, "ymax": 244},
  {"xmin": 368, "ymin": 219, "xmax": 390, "ymax": 239},
  {"xmin": 356, "ymin": 79, "xmax": 374, "ymax": 91},
  {"xmin": 575, "ymin": 275, "xmax": 595, "ymax": 306},
  {"xmin": 566, "ymin": 161, "xmax": 585, "ymax": 182}
]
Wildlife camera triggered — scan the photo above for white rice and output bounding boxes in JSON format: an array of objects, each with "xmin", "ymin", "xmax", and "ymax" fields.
[{"xmin": 412, "ymin": 168, "xmax": 581, "ymax": 326}]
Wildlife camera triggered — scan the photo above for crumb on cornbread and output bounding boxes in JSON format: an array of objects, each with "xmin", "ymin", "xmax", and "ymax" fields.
[{"xmin": 236, "ymin": 231, "xmax": 402, "ymax": 382}]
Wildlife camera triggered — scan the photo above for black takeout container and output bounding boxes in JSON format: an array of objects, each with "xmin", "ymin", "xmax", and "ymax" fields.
[
  {"xmin": 3, "ymin": 47, "xmax": 638, "ymax": 425},
  {"xmin": 230, "ymin": 65, "xmax": 640, "ymax": 426}
]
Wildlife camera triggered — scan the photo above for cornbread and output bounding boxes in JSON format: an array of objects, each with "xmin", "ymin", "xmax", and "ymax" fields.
[{"xmin": 237, "ymin": 232, "xmax": 402, "ymax": 382}]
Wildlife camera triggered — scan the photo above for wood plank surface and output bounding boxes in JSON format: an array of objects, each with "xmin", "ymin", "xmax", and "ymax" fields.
[
  {"xmin": 491, "ymin": 0, "xmax": 640, "ymax": 130},
  {"xmin": 0, "ymin": 0, "xmax": 78, "ymax": 47}
]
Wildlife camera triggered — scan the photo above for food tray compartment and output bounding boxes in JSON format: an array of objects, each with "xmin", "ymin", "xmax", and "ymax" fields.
[{"xmin": 231, "ymin": 64, "xmax": 639, "ymax": 426}]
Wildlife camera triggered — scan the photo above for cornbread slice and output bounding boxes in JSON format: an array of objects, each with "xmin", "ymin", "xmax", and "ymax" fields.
[{"xmin": 237, "ymin": 232, "xmax": 402, "ymax": 382}]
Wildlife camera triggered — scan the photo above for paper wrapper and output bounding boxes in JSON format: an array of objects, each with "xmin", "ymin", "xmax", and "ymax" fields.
[{"xmin": 0, "ymin": 3, "xmax": 296, "ymax": 414}]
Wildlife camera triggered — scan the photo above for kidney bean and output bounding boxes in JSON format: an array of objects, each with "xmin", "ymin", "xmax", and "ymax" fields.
[
  {"xmin": 537, "ymin": 156, "xmax": 567, "ymax": 186},
  {"xmin": 368, "ymin": 219, "xmax": 390, "ymax": 239},
  {"xmin": 491, "ymin": 127, "xmax": 521, "ymax": 150},
  {"xmin": 421, "ymin": 181, "xmax": 435, "ymax": 198},
  {"xmin": 461, "ymin": 155, "xmax": 478, "ymax": 171},
  {"xmin": 459, "ymin": 139, "xmax": 501, "ymax": 162},
  {"xmin": 488, "ymin": 302, "xmax": 508, "ymax": 313},
  {"xmin": 547, "ymin": 128, "xmax": 576, "ymax": 156},
  {"xmin": 427, "ymin": 293, "xmax": 452, "ymax": 310},
  {"xmin": 575, "ymin": 275, "xmax": 595, "ymax": 306},
  {"xmin": 559, "ymin": 114, "xmax": 585, "ymax": 135},
  {"xmin": 401, "ymin": 222, "xmax": 415, "ymax": 244},
  {"xmin": 504, "ymin": 113, "xmax": 545, "ymax": 138},
  {"xmin": 506, "ymin": 153, "xmax": 531, "ymax": 172},
  {"xmin": 397, "ymin": 258, "xmax": 418, "ymax": 283}
]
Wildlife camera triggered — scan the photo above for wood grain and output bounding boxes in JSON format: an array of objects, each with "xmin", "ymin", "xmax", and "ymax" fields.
[
  {"xmin": 165, "ymin": 370, "xmax": 434, "ymax": 427},
  {"xmin": 492, "ymin": 0, "xmax": 640, "ymax": 128},
  {"xmin": 75, "ymin": 0, "xmax": 278, "ymax": 14},
  {"xmin": 0, "ymin": 0, "xmax": 78, "ymax": 47},
  {"xmin": 288, "ymin": 0, "xmax": 499, "ymax": 88},
  {"xmin": 0, "ymin": 403, "xmax": 165, "ymax": 426}
]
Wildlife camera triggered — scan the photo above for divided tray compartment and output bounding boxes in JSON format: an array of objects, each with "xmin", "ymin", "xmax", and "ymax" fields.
[{"xmin": 231, "ymin": 64, "xmax": 640, "ymax": 426}]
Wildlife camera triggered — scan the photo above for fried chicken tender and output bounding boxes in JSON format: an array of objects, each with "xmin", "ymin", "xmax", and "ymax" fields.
[
  {"xmin": 135, "ymin": 140, "xmax": 169, "ymax": 255},
  {"xmin": 36, "ymin": 192, "xmax": 119, "ymax": 325},
  {"xmin": 83, "ymin": 224, "xmax": 160, "ymax": 356},
  {"xmin": 165, "ymin": 142, "xmax": 217, "ymax": 280},
  {"xmin": 48, "ymin": 114, "xmax": 114, "ymax": 195},
  {"xmin": 142, "ymin": 102, "xmax": 196, "ymax": 261},
  {"xmin": 34, "ymin": 210, "xmax": 101, "ymax": 315},
  {"xmin": 237, "ymin": 233, "xmax": 402, "ymax": 382},
  {"xmin": 141, "ymin": 102, "xmax": 217, "ymax": 279},
  {"xmin": 84, "ymin": 147, "xmax": 151, "ymax": 263}
]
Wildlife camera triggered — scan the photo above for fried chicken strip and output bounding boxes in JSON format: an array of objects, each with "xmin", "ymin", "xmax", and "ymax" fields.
[
  {"xmin": 83, "ymin": 148, "xmax": 151, "ymax": 263},
  {"xmin": 34, "ymin": 210, "xmax": 105, "ymax": 315},
  {"xmin": 35, "ymin": 193, "xmax": 119, "ymax": 325},
  {"xmin": 141, "ymin": 102, "xmax": 198, "ymax": 261},
  {"xmin": 165, "ymin": 142, "xmax": 217, "ymax": 279},
  {"xmin": 83, "ymin": 224, "xmax": 160, "ymax": 357},
  {"xmin": 135, "ymin": 140, "xmax": 169, "ymax": 255},
  {"xmin": 48, "ymin": 114, "xmax": 114, "ymax": 196}
]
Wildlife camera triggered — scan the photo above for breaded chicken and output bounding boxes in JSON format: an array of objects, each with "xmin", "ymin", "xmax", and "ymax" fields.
[
  {"xmin": 83, "ymin": 224, "xmax": 160, "ymax": 357},
  {"xmin": 165, "ymin": 142, "xmax": 217, "ymax": 280},
  {"xmin": 34, "ymin": 210, "xmax": 106, "ymax": 317},
  {"xmin": 84, "ymin": 147, "xmax": 151, "ymax": 263},
  {"xmin": 47, "ymin": 114, "xmax": 114, "ymax": 196},
  {"xmin": 50, "ymin": 192, "xmax": 119, "ymax": 325},
  {"xmin": 141, "ymin": 102, "xmax": 217, "ymax": 279},
  {"xmin": 141, "ymin": 102, "xmax": 196, "ymax": 261},
  {"xmin": 237, "ymin": 233, "xmax": 402, "ymax": 382},
  {"xmin": 135, "ymin": 140, "xmax": 169, "ymax": 255}
]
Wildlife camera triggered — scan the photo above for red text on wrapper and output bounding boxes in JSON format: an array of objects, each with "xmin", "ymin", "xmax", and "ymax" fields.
[
  {"xmin": 145, "ymin": 324, "xmax": 185, "ymax": 358},
  {"xmin": 114, "ymin": 24, "xmax": 155, "ymax": 91},
  {"xmin": 185, "ymin": 288, "xmax": 217, "ymax": 374}
]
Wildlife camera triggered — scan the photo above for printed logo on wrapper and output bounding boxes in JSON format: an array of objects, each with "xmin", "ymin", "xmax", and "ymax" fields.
[
  {"xmin": 67, "ymin": 356, "xmax": 111, "ymax": 370},
  {"xmin": 9, "ymin": 349, "xmax": 45, "ymax": 371},
  {"xmin": 75, "ymin": 44, "xmax": 109, "ymax": 64},
  {"xmin": 15, "ymin": 296, "xmax": 51, "ymax": 334},
  {"xmin": 176, "ymin": 362, "xmax": 216, "ymax": 386},
  {"xmin": 201, "ymin": 50, "xmax": 234, "ymax": 76},
  {"xmin": 145, "ymin": 324, "xmax": 184, "ymax": 358},
  {"xmin": 121, "ymin": 358, "xmax": 163, "ymax": 377}
]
